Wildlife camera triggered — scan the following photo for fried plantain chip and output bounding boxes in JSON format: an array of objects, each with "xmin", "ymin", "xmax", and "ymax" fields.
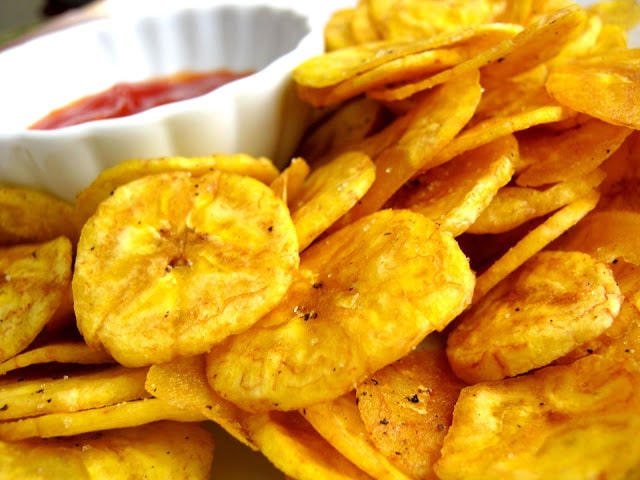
[
  {"xmin": 356, "ymin": 349, "xmax": 466, "ymax": 480},
  {"xmin": 0, "ymin": 421, "xmax": 214, "ymax": 480},
  {"xmin": 551, "ymin": 209, "xmax": 640, "ymax": 266},
  {"xmin": 0, "ymin": 397, "xmax": 205, "ymax": 441},
  {"xmin": 0, "ymin": 365, "xmax": 150, "ymax": 421},
  {"xmin": 302, "ymin": 392, "xmax": 412, "ymax": 480},
  {"xmin": 324, "ymin": 8, "xmax": 359, "ymax": 51},
  {"xmin": 337, "ymin": 69, "xmax": 482, "ymax": 227},
  {"xmin": 515, "ymin": 118, "xmax": 632, "ymax": 187},
  {"xmin": 303, "ymin": 24, "xmax": 521, "ymax": 107},
  {"xmin": 242, "ymin": 411, "xmax": 374, "ymax": 480},
  {"xmin": 587, "ymin": 0, "xmax": 640, "ymax": 30},
  {"xmin": 546, "ymin": 48, "xmax": 640, "ymax": 129},
  {"xmin": 206, "ymin": 209, "xmax": 474, "ymax": 412},
  {"xmin": 73, "ymin": 170, "xmax": 299, "ymax": 367},
  {"xmin": 472, "ymin": 190, "xmax": 599, "ymax": 302},
  {"xmin": 74, "ymin": 153, "xmax": 280, "ymax": 226},
  {"xmin": 0, "ymin": 342, "xmax": 113, "ymax": 376},
  {"xmin": 369, "ymin": 6, "xmax": 588, "ymax": 101},
  {"xmin": 447, "ymin": 250, "xmax": 622, "ymax": 383},
  {"xmin": 469, "ymin": 168, "xmax": 606, "ymax": 234},
  {"xmin": 269, "ymin": 157, "xmax": 311, "ymax": 207},
  {"xmin": 388, "ymin": 134, "xmax": 516, "ymax": 236},
  {"xmin": 558, "ymin": 259, "xmax": 640, "ymax": 366},
  {"xmin": 371, "ymin": 0, "xmax": 505, "ymax": 41},
  {"xmin": 296, "ymin": 97, "xmax": 387, "ymax": 162},
  {"xmin": 290, "ymin": 151, "xmax": 375, "ymax": 251},
  {"xmin": 0, "ymin": 237, "xmax": 73, "ymax": 363},
  {"xmin": 146, "ymin": 355, "xmax": 255, "ymax": 450},
  {"xmin": 350, "ymin": 2, "xmax": 381, "ymax": 44},
  {"xmin": 425, "ymin": 104, "xmax": 573, "ymax": 176},
  {"xmin": 0, "ymin": 187, "xmax": 79, "ymax": 247},
  {"xmin": 434, "ymin": 354, "xmax": 640, "ymax": 480}
]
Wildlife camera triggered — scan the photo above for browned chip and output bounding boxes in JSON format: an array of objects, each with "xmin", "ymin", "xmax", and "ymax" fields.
[{"xmin": 447, "ymin": 250, "xmax": 622, "ymax": 383}]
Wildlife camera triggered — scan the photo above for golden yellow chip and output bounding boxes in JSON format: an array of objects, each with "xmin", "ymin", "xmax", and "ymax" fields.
[
  {"xmin": 293, "ymin": 38, "xmax": 441, "ymax": 90},
  {"xmin": 388, "ymin": 134, "xmax": 516, "ymax": 236},
  {"xmin": 324, "ymin": 8, "xmax": 358, "ymax": 51},
  {"xmin": 304, "ymin": 24, "xmax": 521, "ymax": 107},
  {"xmin": 447, "ymin": 250, "xmax": 622, "ymax": 383},
  {"xmin": 0, "ymin": 421, "xmax": 214, "ymax": 480},
  {"xmin": 473, "ymin": 190, "xmax": 600, "ymax": 302},
  {"xmin": 206, "ymin": 209, "xmax": 474, "ymax": 412},
  {"xmin": 294, "ymin": 22, "xmax": 520, "ymax": 96},
  {"xmin": 369, "ymin": 5, "xmax": 587, "ymax": 101},
  {"xmin": 242, "ymin": 411, "xmax": 373, "ymax": 480},
  {"xmin": 434, "ymin": 355, "xmax": 640, "ymax": 479},
  {"xmin": 0, "ymin": 342, "xmax": 113, "ymax": 376},
  {"xmin": 338, "ymin": 69, "xmax": 482, "ymax": 226},
  {"xmin": 515, "ymin": 118, "xmax": 632, "ymax": 187},
  {"xmin": 290, "ymin": 151, "xmax": 375, "ymax": 251},
  {"xmin": 0, "ymin": 237, "xmax": 72, "ymax": 363},
  {"xmin": 146, "ymin": 355, "xmax": 255, "ymax": 450},
  {"xmin": 546, "ymin": 48, "xmax": 640, "ymax": 129},
  {"xmin": 587, "ymin": 0, "xmax": 640, "ymax": 31},
  {"xmin": 0, "ymin": 365, "xmax": 150, "ymax": 421},
  {"xmin": 0, "ymin": 187, "xmax": 79, "ymax": 247},
  {"xmin": 426, "ymin": 104, "xmax": 573, "ymax": 176},
  {"xmin": 355, "ymin": 349, "xmax": 465, "ymax": 480},
  {"xmin": 296, "ymin": 97, "xmax": 386, "ymax": 162},
  {"xmin": 557, "ymin": 259, "xmax": 640, "ymax": 365},
  {"xmin": 469, "ymin": 168, "xmax": 605, "ymax": 234},
  {"xmin": 74, "ymin": 153, "xmax": 279, "ymax": 226},
  {"xmin": 350, "ymin": 2, "xmax": 381, "ymax": 43},
  {"xmin": 73, "ymin": 170, "xmax": 299, "ymax": 367},
  {"xmin": 0, "ymin": 397, "xmax": 205, "ymax": 441},
  {"xmin": 552, "ymin": 209, "xmax": 640, "ymax": 266},
  {"xmin": 269, "ymin": 157, "xmax": 311, "ymax": 207},
  {"xmin": 302, "ymin": 393, "xmax": 412, "ymax": 480},
  {"xmin": 370, "ymin": 0, "xmax": 504, "ymax": 41}
]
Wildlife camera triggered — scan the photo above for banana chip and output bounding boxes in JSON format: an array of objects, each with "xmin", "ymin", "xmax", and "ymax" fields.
[
  {"xmin": 0, "ymin": 187, "xmax": 79, "ymax": 247},
  {"xmin": 0, "ymin": 237, "xmax": 73, "ymax": 363},
  {"xmin": 0, "ymin": 421, "xmax": 214, "ymax": 480},
  {"xmin": 0, "ymin": 342, "xmax": 113, "ymax": 376},
  {"xmin": 0, "ymin": 397, "xmax": 205, "ymax": 441},
  {"xmin": 242, "ymin": 411, "xmax": 373, "ymax": 480},
  {"xmin": 546, "ymin": 48, "xmax": 640, "ymax": 129},
  {"xmin": 206, "ymin": 209, "xmax": 474, "ymax": 412},
  {"xmin": 145, "ymin": 355, "xmax": 255, "ymax": 449},
  {"xmin": 356, "ymin": 349, "xmax": 465, "ymax": 480},
  {"xmin": 435, "ymin": 355, "xmax": 640, "ymax": 479},
  {"xmin": 289, "ymin": 151, "xmax": 375, "ymax": 251},
  {"xmin": 515, "ymin": 118, "xmax": 632, "ymax": 187},
  {"xmin": 0, "ymin": 365, "xmax": 150, "ymax": 422},
  {"xmin": 447, "ymin": 250, "xmax": 622, "ymax": 383},
  {"xmin": 302, "ymin": 393, "xmax": 412, "ymax": 480},
  {"xmin": 472, "ymin": 191, "xmax": 599, "ymax": 302},
  {"xmin": 73, "ymin": 170, "xmax": 299, "ymax": 367},
  {"xmin": 469, "ymin": 168, "xmax": 606, "ymax": 234},
  {"xmin": 388, "ymin": 134, "xmax": 516, "ymax": 236},
  {"xmin": 74, "ymin": 153, "xmax": 280, "ymax": 226}
]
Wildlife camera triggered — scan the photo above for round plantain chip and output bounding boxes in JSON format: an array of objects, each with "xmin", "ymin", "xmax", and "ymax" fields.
[
  {"xmin": 447, "ymin": 250, "xmax": 623, "ymax": 384},
  {"xmin": 0, "ymin": 421, "xmax": 214, "ymax": 480},
  {"xmin": 206, "ymin": 209, "xmax": 474, "ymax": 412},
  {"xmin": 0, "ymin": 236, "xmax": 73, "ymax": 364},
  {"xmin": 74, "ymin": 153, "xmax": 280, "ymax": 227},
  {"xmin": 73, "ymin": 170, "xmax": 299, "ymax": 367}
]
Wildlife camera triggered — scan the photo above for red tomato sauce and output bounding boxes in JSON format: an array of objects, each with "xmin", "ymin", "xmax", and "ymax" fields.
[{"xmin": 30, "ymin": 69, "xmax": 252, "ymax": 130}]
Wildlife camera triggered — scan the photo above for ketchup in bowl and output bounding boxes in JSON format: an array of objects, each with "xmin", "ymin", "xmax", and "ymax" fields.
[{"xmin": 30, "ymin": 69, "xmax": 252, "ymax": 130}]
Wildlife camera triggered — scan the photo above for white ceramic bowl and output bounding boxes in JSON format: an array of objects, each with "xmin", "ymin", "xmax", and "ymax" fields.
[{"xmin": 0, "ymin": 1, "xmax": 334, "ymax": 202}]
